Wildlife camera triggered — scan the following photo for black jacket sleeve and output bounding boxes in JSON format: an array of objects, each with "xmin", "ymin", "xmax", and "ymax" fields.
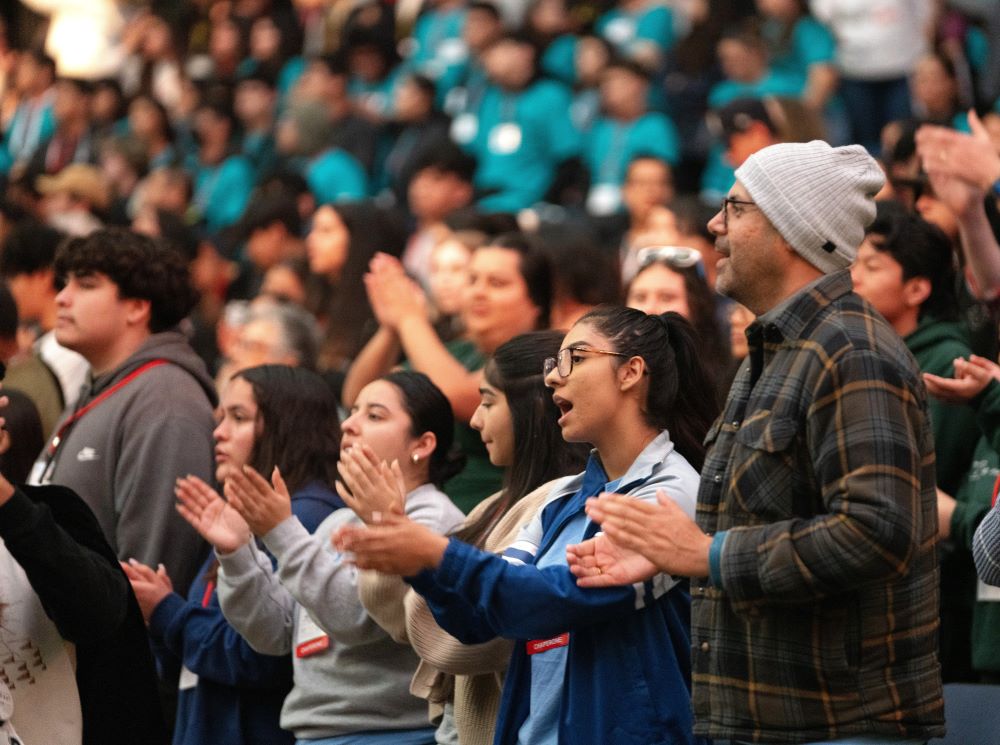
[{"xmin": 0, "ymin": 484, "xmax": 128, "ymax": 643}]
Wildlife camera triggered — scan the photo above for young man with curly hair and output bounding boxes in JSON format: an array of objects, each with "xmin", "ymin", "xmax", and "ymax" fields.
[{"xmin": 30, "ymin": 227, "xmax": 217, "ymax": 595}]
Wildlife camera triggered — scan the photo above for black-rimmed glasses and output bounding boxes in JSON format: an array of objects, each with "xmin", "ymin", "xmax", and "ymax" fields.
[
  {"xmin": 721, "ymin": 196, "xmax": 757, "ymax": 229},
  {"xmin": 543, "ymin": 346, "xmax": 629, "ymax": 380}
]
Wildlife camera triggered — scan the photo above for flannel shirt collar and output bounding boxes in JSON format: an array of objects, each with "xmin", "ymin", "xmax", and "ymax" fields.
[{"xmin": 747, "ymin": 269, "xmax": 854, "ymax": 347}]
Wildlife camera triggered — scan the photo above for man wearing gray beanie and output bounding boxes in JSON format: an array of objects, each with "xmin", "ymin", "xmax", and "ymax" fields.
[{"xmin": 569, "ymin": 141, "xmax": 945, "ymax": 743}]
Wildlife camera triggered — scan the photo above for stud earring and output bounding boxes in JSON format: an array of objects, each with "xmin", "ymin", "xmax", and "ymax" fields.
[{"xmin": 411, "ymin": 453, "xmax": 420, "ymax": 464}]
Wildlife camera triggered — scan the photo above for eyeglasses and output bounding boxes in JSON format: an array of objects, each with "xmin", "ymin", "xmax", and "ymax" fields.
[
  {"xmin": 635, "ymin": 245, "xmax": 705, "ymax": 278},
  {"xmin": 721, "ymin": 196, "xmax": 757, "ymax": 230},
  {"xmin": 543, "ymin": 346, "xmax": 629, "ymax": 380}
]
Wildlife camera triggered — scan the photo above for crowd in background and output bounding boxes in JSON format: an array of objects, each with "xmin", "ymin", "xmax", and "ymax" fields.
[{"xmin": 4, "ymin": 0, "xmax": 1000, "ymax": 743}]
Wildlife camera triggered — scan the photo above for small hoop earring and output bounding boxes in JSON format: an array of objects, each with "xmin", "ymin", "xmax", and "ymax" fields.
[{"xmin": 411, "ymin": 453, "xmax": 420, "ymax": 464}]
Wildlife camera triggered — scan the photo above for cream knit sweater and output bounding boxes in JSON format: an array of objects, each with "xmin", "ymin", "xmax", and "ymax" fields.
[{"xmin": 357, "ymin": 481, "xmax": 556, "ymax": 745}]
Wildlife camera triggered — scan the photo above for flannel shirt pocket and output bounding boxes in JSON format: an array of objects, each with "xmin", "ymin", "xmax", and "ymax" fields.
[{"xmin": 730, "ymin": 413, "xmax": 799, "ymax": 520}]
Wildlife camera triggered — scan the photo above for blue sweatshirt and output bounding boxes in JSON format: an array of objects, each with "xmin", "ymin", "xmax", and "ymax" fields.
[{"xmin": 148, "ymin": 481, "xmax": 344, "ymax": 745}]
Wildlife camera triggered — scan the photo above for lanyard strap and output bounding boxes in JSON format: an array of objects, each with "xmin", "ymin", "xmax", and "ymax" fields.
[{"xmin": 47, "ymin": 359, "xmax": 169, "ymax": 458}]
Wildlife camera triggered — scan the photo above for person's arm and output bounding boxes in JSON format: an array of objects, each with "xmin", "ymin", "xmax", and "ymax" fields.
[
  {"xmin": 215, "ymin": 540, "xmax": 298, "ymax": 656},
  {"xmin": 341, "ymin": 326, "xmax": 401, "ymax": 407},
  {"xmin": 917, "ymin": 112, "xmax": 1000, "ymax": 299},
  {"xmin": 803, "ymin": 63, "xmax": 839, "ymax": 111},
  {"xmin": 974, "ymin": 503, "xmax": 1000, "ymax": 586},
  {"xmin": 396, "ymin": 315, "xmax": 483, "ymax": 422},
  {"xmin": 148, "ymin": 591, "xmax": 293, "ymax": 689},
  {"xmin": 0, "ymin": 481, "xmax": 129, "ymax": 643},
  {"xmin": 116, "ymin": 387, "xmax": 214, "ymax": 594}
]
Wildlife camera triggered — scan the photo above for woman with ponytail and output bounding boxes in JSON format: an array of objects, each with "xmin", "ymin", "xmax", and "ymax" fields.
[
  {"xmin": 337, "ymin": 307, "xmax": 718, "ymax": 745},
  {"xmin": 351, "ymin": 331, "xmax": 590, "ymax": 745}
]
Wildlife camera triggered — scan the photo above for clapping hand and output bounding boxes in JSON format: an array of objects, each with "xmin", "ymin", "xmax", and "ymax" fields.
[
  {"xmin": 224, "ymin": 466, "xmax": 293, "ymax": 536},
  {"xmin": 121, "ymin": 559, "xmax": 174, "ymax": 624},
  {"xmin": 336, "ymin": 443, "xmax": 406, "ymax": 524},
  {"xmin": 332, "ymin": 511, "xmax": 448, "ymax": 575},
  {"xmin": 175, "ymin": 475, "xmax": 251, "ymax": 554}
]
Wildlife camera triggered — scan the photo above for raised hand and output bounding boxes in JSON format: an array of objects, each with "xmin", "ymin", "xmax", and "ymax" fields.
[
  {"xmin": 224, "ymin": 465, "xmax": 293, "ymax": 536},
  {"xmin": 566, "ymin": 533, "xmax": 659, "ymax": 588},
  {"xmin": 336, "ymin": 444, "xmax": 406, "ymax": 524},
  {"xmin": 332, "ymin": 511, "xmax": 449, "ymax": 575},
  {"xmin": 121, "ymin": 559, "xmax": 174, "ymax": 624},
  {"xmin": 924, "ymin": 354, "xmax": 1000, "ymax": 404},
  {"xmin": 175, "ymin": 475, "xmax": 251, "ymax": 554}
]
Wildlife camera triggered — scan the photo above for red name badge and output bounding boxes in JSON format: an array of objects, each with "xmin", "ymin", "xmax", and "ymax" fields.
[
  {"xmin": 296, "ymin": 635, "xmax": 331, "ymax": 658},
  {"xmin": 526, "ymin": 632, "xmax": 570, "ymax": 655}
]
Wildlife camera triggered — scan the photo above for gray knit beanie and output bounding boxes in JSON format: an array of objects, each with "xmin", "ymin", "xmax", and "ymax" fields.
[{"xmin": 734, "ymin": 140, "xmax": 885, "ymax": 273}]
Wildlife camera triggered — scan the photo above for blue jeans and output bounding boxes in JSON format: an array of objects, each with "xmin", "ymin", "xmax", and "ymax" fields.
[{"xmin": 839, "ymin": 76, "xmax": 912, "ymax": 157}]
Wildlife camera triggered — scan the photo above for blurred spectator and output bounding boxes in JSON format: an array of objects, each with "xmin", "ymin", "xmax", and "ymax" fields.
[
  {"xmin": 0, "ymin": 50, "xmax": 56, "ymax": 176},
  {"xmin": 584, "ymin": 59, "xmax": 680, "ymax": 216},
  {"xmin": 225, "ymin": 301, "xmax": 321, "ymax": 377},
  {"xmin": 36, "ymin": 163, "xmax": 109, "ymax": 236},
  {"xmin": 292, "ymin": 53, "xmax": 378, "ymax": 173},
  {"xmin": 98, "ymin": 135, "xmax": 148, "ymax": 223},
  {"xmin": 234, "ymin": 71, "xmax": 279, "ymax": 180},
  {"xmin": 756, "ymin": 0, "xmax": 841, "ymax": 137},
  {"xmin": 275, "ymin": 101, "xmax": 369, "ymax": 205},
  {"xmin": 443, "ymin": 1, "xmax": 504, "ymax": 141},
  {"xmin": 534, "ymin": 223, "xmax": 621, "ymax": 328},
  {"xmin": 26, "ymin": 76, "xmax": 97, "ymax": 178},
  {"xmin": 121, "ymin": 12, "xmax": 184, "ymax": 113},
  {"xmin": 128, "ymin": 94, "xmax": 178, "ymax": 171},
  {"xmin": 187, "ymin": 100, "xmax": 254, "ymax": 232},
  {"xmin": 239, "ymin": 14, "xmax": 307, "ymax": 99},
  {"xmin": 381, "ymin": 73, "xmax": 452, "ymax": 202},
  {"xmin": 305, "ymin": 201, "xmax": 407, "ymax": 373},
  {"xmin": 911, "ymin": 51, "xmax": 967, "ymax": 130},
  {"xmin": 625, "ymin": 245, "xmax": 731, "ymax": 398},
  {"xmin": 568, "ymin": 34, "xmax": 614, "ymax": 133},
  {"xmin": 427, "ymin": 229, "xmax": 479, "ymax": 341},
  {"xmin": 236, "ymin": 191, "xmax": 306, "ymax": 295},
  {"xmin": 402, "ymin": 143, "xmax": 477, "ymax": 284},
  {"xmin": 811, "ymin": 0, "xmax": 934, "ymax": 154},
  {"xmin": 343, "ymin": 234, "xmax": 551, "ymax": 512},
  {"xmin": 260, "ymin": 256, "xmax": 312, "ymax": 306},
  {"xmin": 91, "ymin": 78, "xmax": 127, "ymax": 144},
  {"xmin": 594, "ymin": 0, "xmax": 676, "ymax": 70},
  {"xmin": 0, "ymin": 220, "xmax": 88, "ymax": 420},
  {"xmin": 467, "ymin": 33, "xmax": 582, "ymax": 212}
]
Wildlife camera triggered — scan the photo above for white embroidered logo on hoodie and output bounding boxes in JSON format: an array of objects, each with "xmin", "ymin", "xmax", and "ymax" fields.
[{"xmin": 75, "ymin": 447, "xmax": 98, "ymax": 462}]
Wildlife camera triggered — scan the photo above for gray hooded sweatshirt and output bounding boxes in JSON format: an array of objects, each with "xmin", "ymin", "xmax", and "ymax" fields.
[{"xmin": 33, "ymin": 330, "xmax": 217, "ymax": 594}]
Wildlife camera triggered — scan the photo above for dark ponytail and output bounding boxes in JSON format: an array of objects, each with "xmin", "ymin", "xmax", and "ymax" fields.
[{"xmin": 577, "ymin": 306, "xmax": 719, "ymax": 470}]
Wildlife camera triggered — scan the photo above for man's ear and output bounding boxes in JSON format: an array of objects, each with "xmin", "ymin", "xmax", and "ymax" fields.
[
  {"xmin": 124, "ymin": 297, "xmax": 153, "ymax": 328},
  {"xmin": 902, "ymin": 276, "xmax": 932, "ymax": 309}
]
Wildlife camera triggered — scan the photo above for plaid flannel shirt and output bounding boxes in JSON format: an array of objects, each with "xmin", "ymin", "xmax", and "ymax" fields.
[{"xmin": 692, "ymin": 270, "xmax": 945, "ymax": 743}]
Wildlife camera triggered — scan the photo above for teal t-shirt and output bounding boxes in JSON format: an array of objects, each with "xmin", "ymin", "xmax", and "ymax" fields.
[
  {"xmin": 470, "ymin": 79, "xmax": 583, "ymax": 212},
  {"xmin": 191, "ymin": 154, "xmax": 255, "ymax": 231},
  {"xmin": 763, "ymin": 15, "xmax": 836, "ymax": 94},
  {"xmin": 596, "ymin": 4, "xmax": 675, "ymax": 59},
  {"xmin": 305, "ymin": 149, "xmax": 369, "ymax": 204}
]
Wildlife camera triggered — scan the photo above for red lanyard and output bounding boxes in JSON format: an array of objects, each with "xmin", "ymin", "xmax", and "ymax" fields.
[{"xmin": 46, "ymin": 359, "xmax": 169, "ymax": 458}]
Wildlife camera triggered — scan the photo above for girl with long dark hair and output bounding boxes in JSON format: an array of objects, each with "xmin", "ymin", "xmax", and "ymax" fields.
[
  {"xmin": 337, "ymin": 307, "xmax": 718, "ymax": 745},
  {"xmin": 124, "ymin": 364, "xmax": 343, "ymax": 745}
]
